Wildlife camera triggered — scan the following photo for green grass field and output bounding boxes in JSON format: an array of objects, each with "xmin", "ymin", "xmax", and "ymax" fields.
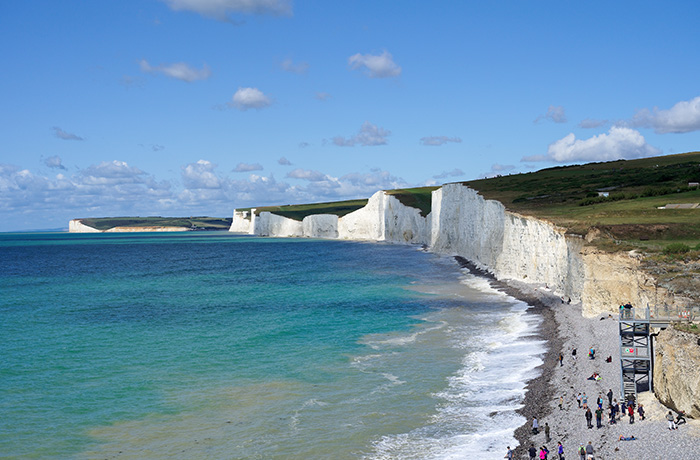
[{"xmin": 79, "ymin": 216, "xmax": 232, "ymax": 231}]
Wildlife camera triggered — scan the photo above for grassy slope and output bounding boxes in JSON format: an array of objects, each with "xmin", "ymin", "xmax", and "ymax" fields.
[
  {"xmin": 80, "ymin": 217, "xmax": 232, "ymax": 231},
  {"xmin": 462, "ymin": 151, "xmax": 700, "ymax": 248},
  {"xmin": 242, "ymin": 199, "xmax": 369, "ymax": 221}
]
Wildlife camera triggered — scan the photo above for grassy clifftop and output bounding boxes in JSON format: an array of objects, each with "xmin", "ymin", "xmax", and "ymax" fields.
[
  {"xmin": 79, "ymin": 216, "xmax": 232, "ymax": 231},
  {"xmin": 462, "ymin": 151, "xmax": 700, "ymax": 249}
]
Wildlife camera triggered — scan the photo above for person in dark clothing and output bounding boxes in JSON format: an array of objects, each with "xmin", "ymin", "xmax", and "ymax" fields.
[
  {"xmin": 607, "ymin": 389, "xmax": 613, "ymax": 406},
  {"xmin": 529, "ymin": 443, "xmax": 537, "ymax": 460},
  {"xmin": 585, "ymin": 408, "xmax": 593, "ymax": 429},
  {"xmin": 638, "ymin": 403, "xmax": 645, "ymax": 421},
  {"xmin": 595, "ymin": 407, "xmax": 603, "ymax": 428}
]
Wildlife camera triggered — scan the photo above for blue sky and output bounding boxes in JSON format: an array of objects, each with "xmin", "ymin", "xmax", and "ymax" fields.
[{"xmin": 2, "ymin": 1, "xmax": 700, "ymax": 231}]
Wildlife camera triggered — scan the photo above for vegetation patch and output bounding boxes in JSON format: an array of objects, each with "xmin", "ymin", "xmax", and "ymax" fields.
[
  {"xmin": 674, "ymin": 322, "xmax": 700, "ymax": 336},
  {"xmin": 244, "ymin": 199, "xmax": 369, "ymax": 222},
  {"xmin": 80, "ymin": 217, "xmax": 232, "ymax": 231},
  {"xmin": 386, "ymin": 187, "xmax": 438, "ymax": 217}
]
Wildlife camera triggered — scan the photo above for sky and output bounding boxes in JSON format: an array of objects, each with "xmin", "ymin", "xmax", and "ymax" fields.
[{"xmin": 2, "ymin": 1, "xmax": 700, "ymax": 231}]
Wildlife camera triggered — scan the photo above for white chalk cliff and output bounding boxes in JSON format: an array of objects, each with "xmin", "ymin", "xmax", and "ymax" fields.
[
  {"xmin": 231, "ymin": 183, "xmax": 693, "ymax": 318},
  {"xmin": 231, "ymin": 182, "xmax": 700, "ymax": 416},
  {"xmin": 231, "ymin": 183, "xmax": 588, "ymax": 307}
]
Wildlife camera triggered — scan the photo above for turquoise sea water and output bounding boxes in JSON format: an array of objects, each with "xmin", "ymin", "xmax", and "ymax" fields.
[{"xmin": 0, "ymin": 232, "xmax": 544, "ymax": 459}]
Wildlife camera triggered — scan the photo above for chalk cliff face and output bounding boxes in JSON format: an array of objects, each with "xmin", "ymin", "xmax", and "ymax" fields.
[
  {"xmin": 68, "ymin": 219, "xmax": 189, "ymax": 233},
  {"xmin": 653, "ymin": 327, "xmax": 700, "ymax": 418},
  {"xmin": 230, "ymin": 184, "xmax": 586, "ymax": 306},
  {"xmin": 69, "ymin": 219, "xmax": 101, "ymax": 233},
  {"xmin": 228, "ymin": 183, "xmax": 688, "ymax": 319},
  {"xmin": 429, "ymin": 184, "xmax": 585, "ymax": 303},
  {"xmin": 303, "ymin": 214, "xmax": 339, "ymax": 239}
]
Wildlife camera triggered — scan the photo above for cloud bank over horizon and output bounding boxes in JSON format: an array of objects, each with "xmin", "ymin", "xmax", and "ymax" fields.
[{"xmin": 523, "ymin": 127, "xmax": 661, "ymax": 163}]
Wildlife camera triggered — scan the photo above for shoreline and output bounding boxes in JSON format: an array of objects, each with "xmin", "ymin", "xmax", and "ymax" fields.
[
  {"xmin": 454, "ymin": 255, "xmax": 700, "ymax": 459},
  {"xmin": 454, "ymin": 257, "xmax": 563, "ymax": 458}
]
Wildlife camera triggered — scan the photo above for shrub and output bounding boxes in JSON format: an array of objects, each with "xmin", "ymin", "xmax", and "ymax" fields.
[{"xmin": 663, "ymin": 243, "xmax": 691, "ymax": 254}]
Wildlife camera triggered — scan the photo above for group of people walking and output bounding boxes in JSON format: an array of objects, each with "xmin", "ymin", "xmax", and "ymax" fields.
[{"xmin": 578, "ymin": 389, "xmax": 645, "ymax": 430}]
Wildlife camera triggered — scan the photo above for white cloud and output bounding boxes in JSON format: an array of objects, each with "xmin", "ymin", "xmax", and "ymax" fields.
[
  {"xmin": 348, "ymin": 51, "xmax": 401, "ymax": 78},
  {"xmin": 229, "ymin": 87, "xmax": 272, "ymax": 110},
  {"xmin": 0, "ymin": 160, "xmax": 172, "ymax": 224},
  {"xmin": 162, "ymin": 0, "xmax": 292, "ymax": 21},
  {"xmin": 524, "ymin": 127, "xmax": 661, "ymax": 163},
  {"xmin": 333, "ymin": 121, "xmax": 391, "ymax": 147},
  {"xmin": 140, "ymin": 59, "xmax": 211, "ymax": 82},
  {"xmin": 491, "ymin": 164, "xmax": 515, "ymax": 172},
  {"xmin": 44, "ymin": 155, "xmax": 66, "ymax": 170},
  {"xmin": 281, "ymin": 58, "xmax": 309, "ymax": 75},
  {"xmin": 278, "ymin": 157, "xmax": 292, "ymax": 165},
  {"xmin": 233, "ymin": 162, "xmax": 263, "ymax": 172},
  {"xmin": 315, "ymin": 92, "xmax": 331, "ymax": 101},
  {"xmin": 433, "ymin": 168, "xmax": 465, "ymax": 179},
  {"xmin": 53, "ymin": 127, "xmax": 83, "ymax": 141},
  {"xmin": 578, "ymin": 118, "xmax": 608, "ymax": 129},
  {"xmin": 286, "ymin": 168, "xmax": 327, "ymax": 182},
  {"xmin": 535, "ymin": 105, "xmax": 567, "ymax": 124},
  {"xmin": 181, "ymin": 159, "xmax": 222, "ymax": 189},
  {"xmin": 0, "ymin": 157, "xmax": 415, "ymax": 231},
  {"xmin": 632, "ymin": 96, "xmax": 700, "ymax": 133},
  {"xmin": 420, "ymin": 136, "xmax": 462, "ymax": 146}
]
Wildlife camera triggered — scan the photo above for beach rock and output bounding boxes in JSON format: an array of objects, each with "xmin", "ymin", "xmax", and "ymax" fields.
[{"xmin": 653, "ymin": 326, "xmax": 700, "ymax": 418}]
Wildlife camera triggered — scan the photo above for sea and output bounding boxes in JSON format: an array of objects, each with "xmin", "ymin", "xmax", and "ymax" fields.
[{"xmin": 0, "ymin": 231, "xmax": 545, "ymax": 459}]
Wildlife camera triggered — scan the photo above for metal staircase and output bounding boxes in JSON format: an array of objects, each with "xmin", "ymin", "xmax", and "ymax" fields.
[
  {"xmin": 619, "ymin": 309, "xmax": 652, "ymax": 403},
  {"xmin": 617, "ymin": 305, "xmax": 700, "ymax": 403}
]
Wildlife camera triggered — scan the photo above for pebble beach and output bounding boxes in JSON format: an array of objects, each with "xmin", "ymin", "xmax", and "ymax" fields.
[{"xmin": 504, "ymin": 280, "xmax": 700, "ymax": 460}]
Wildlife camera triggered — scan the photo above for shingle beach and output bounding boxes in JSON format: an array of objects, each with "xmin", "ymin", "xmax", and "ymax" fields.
[{"xmin": 504, "ymin": 280, "xmax": 700, "ymax": 460}]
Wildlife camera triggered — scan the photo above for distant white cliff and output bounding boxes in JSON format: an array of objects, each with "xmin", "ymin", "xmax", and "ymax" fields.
[
  {"xmin": 230, "ymin": 184, "xmax": 589, "ymax": 309},
  {"xmin": 69, "ymin": 219, "xmax": 102, "ymax": 233},
  {"xmin": 68, "ymin": 219, "xmax": 190, "ymax": 233}
]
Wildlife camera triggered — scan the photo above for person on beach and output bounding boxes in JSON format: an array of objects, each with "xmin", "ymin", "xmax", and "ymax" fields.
[
  {"xmin": 539, "ymin": 446, "xmax": 546, "ymax": 459},
  {"xmin": 595, "ymin": 407, "xmax": 603, "ymax": 428},
  {"xmin": 582, "ymin": 392, "xmax": 588, "ymax": 409},
  {"xmin": 608, "ymin": 404, "xmax": 616, "ymax": 425},
  {"xmin": 589, "ymin": 347, "xmax": 595, "ymax": 359},
  {"xmin": 559, "ymin": 395, "xmax": 563, "ymax": 410},
  {"xmin": 572, "ymin": 348, "xmax": 577, "ymax": 360},
  {"xmin": 529, "ymin": 443, "xmax": 537, "ymax": 460},
  {"xmin": 620, "ymin": 400, "xmax": 627, "ymax": 418},
  {"xmin": 628, "ymin": 404, "xmax": 635, "ymax": 423},
  {"xmin": 532, "ymin": 416, "xmax": 539, "ymax": 434},
  {"xmin": 638, "ymin": 403, "xmax": 645, "ymax": 420},
  {"xmin": 607, "ymin": 389, "xmax": 613, "ymax": 406},
  {"xmin": 559, "ymin": 353, "xmax": 563, "ymax": 366},
  {"xmin": 578, "ymin": 444, "xmax": 586, "ymax": 460},
  {"xmin": 585, "ymin": 441, "xmax": 594, "ymax": 459},
  {"xmin": 557, "ymin": 441, "xmax": 564, "ymax": 460},
  {"xmin": 585, "ymin": 407, "xmax": 593, "ymax": 429},
  {"xmin": 544, "ymin": 422, "xmax": 551, "ymax": 442},
  {"xmin": 576, "ymin": 392, "xmax": 582, "ymax": 408},
  {"xmin": 504, "ymin": 446, "xmax": 513, "ymax": 459},
  {"xmin": 667, "ymin": 411, "xmax": 677, "ymax": 430}
]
